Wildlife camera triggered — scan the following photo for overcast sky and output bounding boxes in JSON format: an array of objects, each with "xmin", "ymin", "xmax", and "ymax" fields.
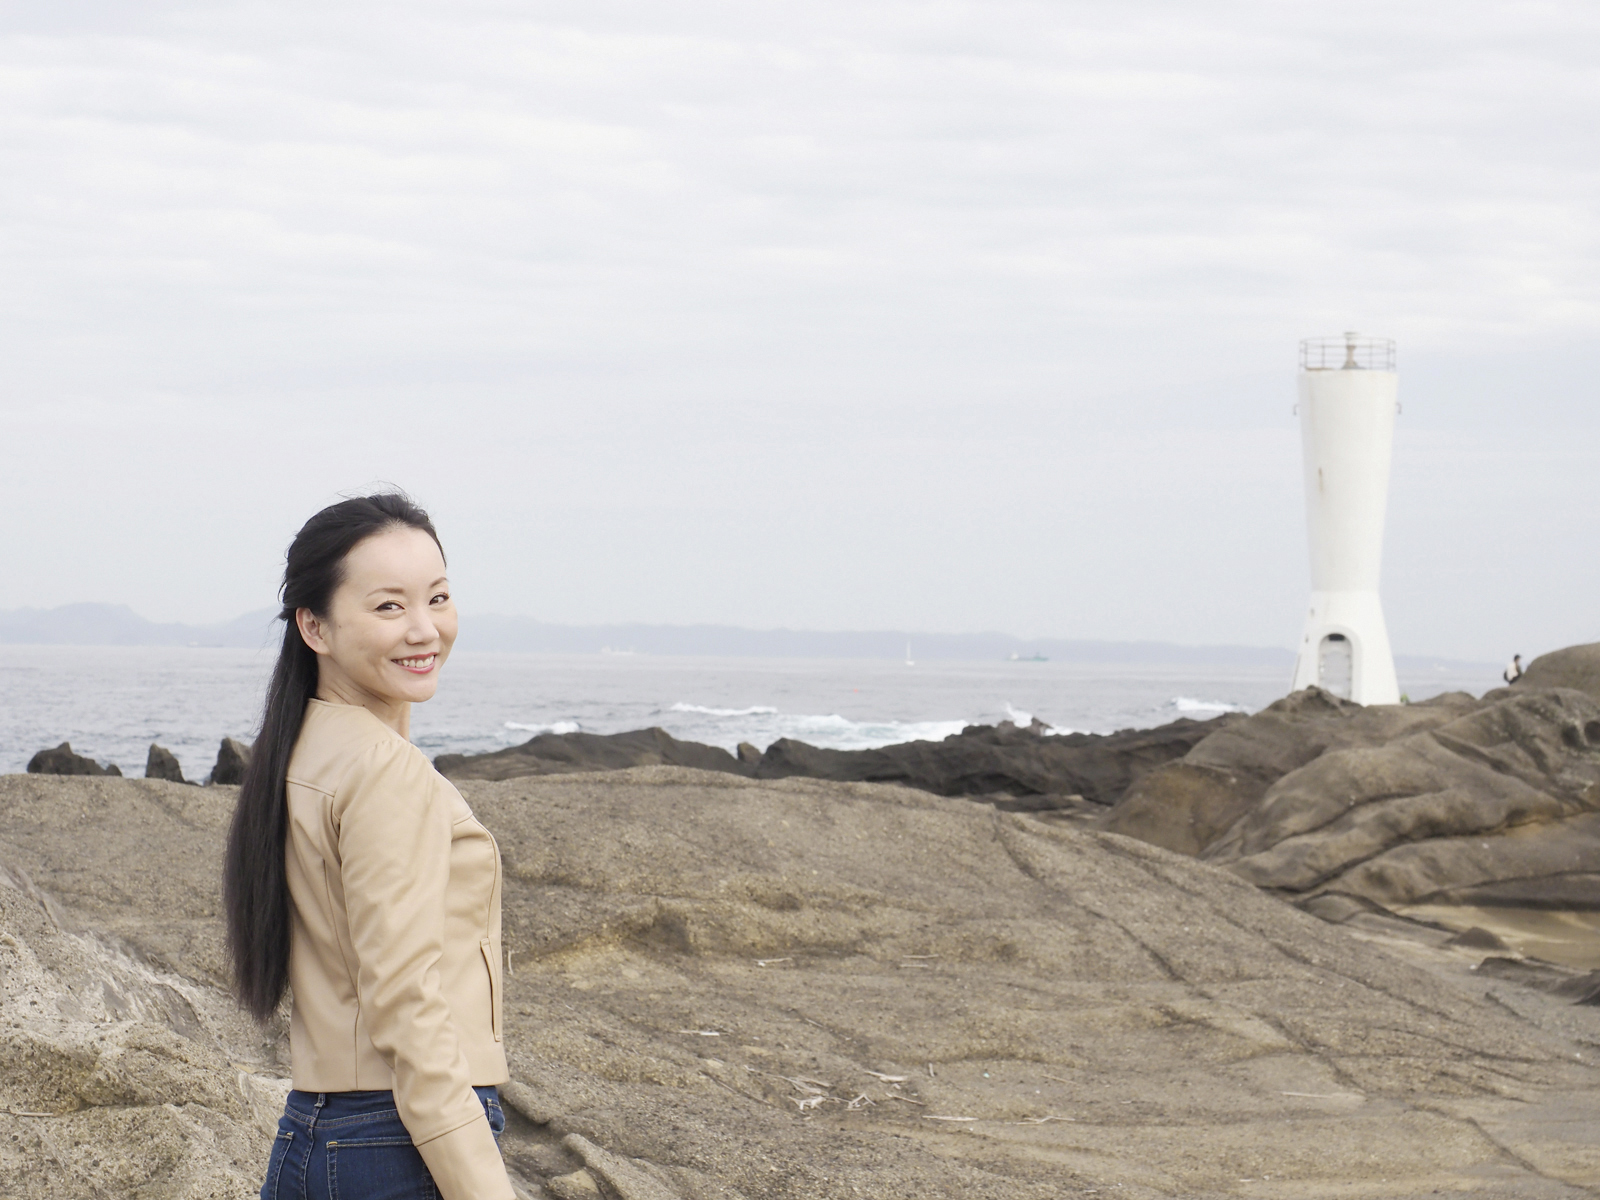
[{"xmin": 3, "ymin": 0, "xmax": 1597, "ymax": 660}]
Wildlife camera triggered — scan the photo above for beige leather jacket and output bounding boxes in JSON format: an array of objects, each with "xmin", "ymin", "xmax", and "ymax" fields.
[{"xmin": 285, "ymin": 699, "xmax": 512, "ymax": 1199}]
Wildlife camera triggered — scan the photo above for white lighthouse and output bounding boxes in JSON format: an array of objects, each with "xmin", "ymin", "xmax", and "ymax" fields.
[{"xmin": 1289, "ymin": 332, "xmax": 1401, "ymax": 705}]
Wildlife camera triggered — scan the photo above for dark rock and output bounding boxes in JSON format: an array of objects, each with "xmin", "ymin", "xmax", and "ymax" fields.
[
  {"xmin": 1518, "ymin": 642, "xmax": 1600, "ymax": 705},
  {"xmin": 435, "ymin": 715, "xmax": 1225, "ymax": 804},
  {"xmin": 1444, "ymin": 926, "xmax": 1510, "ymax": 952},
  {"xmin": 754, "ymin": 716, "xmax": 1227, "ymax": 805},
  {"xmin": 145, "ymin": 743, "xmax": 186, "ymax": 783},
  {"xmin": 26, "ymin": 743, "xmax": 111, "ymax": 776},
  {"xmin": 1554, "ymin": 970, "xmax": 1600, "ymax": 1005},
  {"xmin": 989, "ymin": 792, "xmax": 1094, "ymax": 815},
  {"xmin": 209, "ymin": 737, "xmax": 252, "ymax": 785},
  {"xmin": 1473, "ymin": 956, "xmax": 1575, "ymax": 989},
  {"xmin": 435, "ymin": 727, "xmax": 747, "ymax": 782},
  {"xmin": 1295, "ymin": 892, "xmax": 1385, "ymax": 924},
  {"xmin": 1473, "ymin": 956, "xmax": 1600, "ymax": 1004}
]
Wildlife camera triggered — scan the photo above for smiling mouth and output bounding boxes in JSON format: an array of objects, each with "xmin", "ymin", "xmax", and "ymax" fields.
[{"xmin": 394, "ymin": 653, "xmax": 438, "ymax": 674}]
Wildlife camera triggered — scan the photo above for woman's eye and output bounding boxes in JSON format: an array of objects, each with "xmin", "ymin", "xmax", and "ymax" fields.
[
  {"xmin": 430, "ymin": 593, "xmax": 450, "ymax": 605},
  {"xmin": 376, "ymin": 602, "xmax": 400, "ymax": 612}
]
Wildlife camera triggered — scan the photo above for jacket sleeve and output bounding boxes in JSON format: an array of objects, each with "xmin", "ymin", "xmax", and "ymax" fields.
[{"xmin": 333, "ymin": 737, "xmax": 514, "ymax": 1200}]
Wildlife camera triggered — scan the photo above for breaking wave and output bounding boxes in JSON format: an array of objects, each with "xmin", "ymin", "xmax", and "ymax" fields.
[
  {"xmin": 1003, "ymin": 701, "xmax": 1063, "ymax": 733},
  {"xmin": 1170, "ymin": 697, "xmax": 1249, "ymax": 715},
  {"xmin": 504, "ymin": 720, "xmax": 582, "ymax": 735},
  {"xmin": 660, "ymin": 704, "xmax": 970, "ymax": 752}
]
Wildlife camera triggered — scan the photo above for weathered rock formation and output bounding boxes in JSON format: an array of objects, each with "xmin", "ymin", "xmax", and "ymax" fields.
[
  {"xmin": 752, "ymin": 716, "xmax": 1224, "ymax": 805},
  {"xmin": 435, "ymin": 671, "xmax": 1600, "ymax": 954},
  {"xmin": 3, "ymin": 768, "xmax": 1600, "ymax": 1197},
  {"xmin": 209, "ymin": 736, "xmax": 252, "ymax": 786},
  {"xmin": 145, "ymin": 743, "xmax": 187, "ymax": 783},
  {"xmin": 1104, "ymin": 685, "xmax": 1600, "ymax": 933},
  {"xmin": 26, "ymin": 742, "xmax": 121, "ymax": 777},
  {"xmin": 1518, "ymin": 641, "xmax": 1600, "ymax": 703},
  {"xmin": 0, "ymin": 779, "xmax": 286, "ymax": 1198},
  {"xmin": 1103, "ymin": 688, "xmax": 1482, "ymax": 856},
  {"xmin": 436, "ymin": 727, "xmax": 745, "ymax": 781},
  {"xmin": 438, "ymin": 715, "xmax": 1226, "ymax": 806}
]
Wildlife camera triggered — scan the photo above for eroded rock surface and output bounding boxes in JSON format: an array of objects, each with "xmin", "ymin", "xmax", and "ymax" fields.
[
  {"xmin": 1518, "ymin": 642, "xmax": 1600, "ymax": 704},
  {"xmin": 209, "ymin": 736, "xmax": 253, "ymax": 786},
  {"xmin": 438, "ymin": 715, "xmax": 1225, "ymax": 808},
  {"xmin": 753, "ymin": 716, "xmax": 1222, "ymax": 805},
  {"xmin": 3, "ymin": 768, "xmax": 1600, "ymax": 1197},
  {"xmin": 145, "ymin": 743, "xmax": 187, "ymax": 783},
  {"xmin": 26, "ymin": 742, "xmax": 122, "ymax": 777},
  {"xmin": 0, "ymin": 778, "xmax": 286, "ymax": 1198},
  {"xmin": 436, "ymin": 727, "xmax": 745, "ymax": 782},
  {"xmin": 1101, "ymin": 685, "xmax": 1600, "ymax": 965}
]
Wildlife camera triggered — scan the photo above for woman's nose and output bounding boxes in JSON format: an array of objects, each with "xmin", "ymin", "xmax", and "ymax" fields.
[{"xmin": 406, "ymin": 611, "xmax": 438, "ymax": 644}]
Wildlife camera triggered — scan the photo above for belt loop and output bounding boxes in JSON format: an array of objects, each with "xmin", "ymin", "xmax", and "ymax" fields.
[{"xmin": 309, "ymin": 1092, "xmax": 327, "ymax": 1131}]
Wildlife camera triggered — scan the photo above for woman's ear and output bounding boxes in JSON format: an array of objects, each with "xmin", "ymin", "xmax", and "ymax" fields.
[{"xmin": 296, "ymin": 607, "xmax": 330, "ymax": 655}]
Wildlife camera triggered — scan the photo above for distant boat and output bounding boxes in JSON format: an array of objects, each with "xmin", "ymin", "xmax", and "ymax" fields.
[
  {"xmin": 905, "ymin": 642, "xmax": 915, "ymax": 667},
  {"xmin": 1008, "ymin": 652, "xmax": 1049, "ymax": 662}
]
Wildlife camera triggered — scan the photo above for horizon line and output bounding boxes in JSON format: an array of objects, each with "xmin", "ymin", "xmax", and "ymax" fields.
[{"xmin": 0, "ymin": 601, "xmax": 1505, "ymax": 667}]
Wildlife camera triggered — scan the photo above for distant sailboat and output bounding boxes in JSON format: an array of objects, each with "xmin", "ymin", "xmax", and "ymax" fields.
[{"xmin": 904, "ymin": 642, "xmax": 915, "ymax": 667}]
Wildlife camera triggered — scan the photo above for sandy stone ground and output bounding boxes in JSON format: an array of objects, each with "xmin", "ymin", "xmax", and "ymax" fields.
[{"xmin": 1, "ymin": 768, "xmax": 1597, "ymax": 1198}]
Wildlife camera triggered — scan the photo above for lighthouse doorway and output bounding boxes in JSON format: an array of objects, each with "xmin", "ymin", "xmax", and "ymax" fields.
[{"xmin": 1319, "ymin": 634, "xmax": 1353, "ymax": 699}]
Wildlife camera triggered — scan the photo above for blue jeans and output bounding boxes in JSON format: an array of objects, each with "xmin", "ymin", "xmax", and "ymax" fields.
[{"xmin": 260, "ymin": 1087, "xmax": 505, "ymax": 1200}]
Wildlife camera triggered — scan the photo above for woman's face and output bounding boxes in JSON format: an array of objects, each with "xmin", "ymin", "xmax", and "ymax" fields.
[{"xmin": 296, "ymin": 525, "xmax": 457, "ymax": 712}]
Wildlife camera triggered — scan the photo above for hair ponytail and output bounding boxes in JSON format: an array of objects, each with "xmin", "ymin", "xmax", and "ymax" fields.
[{"xmin": 222, "ymin": 491, "xmax": 443, "ymax": 1022}]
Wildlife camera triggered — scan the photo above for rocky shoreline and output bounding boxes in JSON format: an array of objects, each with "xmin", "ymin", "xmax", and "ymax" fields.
[
  {"xmin": 6, "ymin": 767, "xmax": 1600, "ymax": 1197},
  {"xmin": 427, "ymin": 644, "xmax": 1600, "ymax": 960},
  {"xmin": 9, "ymin": 643, "xmax": 1599, "ymax": 1196},
  {"xmin": 28, "ymin": 644, "xmax": 1600, "ymax": 955}
]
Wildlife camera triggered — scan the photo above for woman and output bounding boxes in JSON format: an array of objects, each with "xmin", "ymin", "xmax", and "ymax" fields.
[{"xmin": 224, "ymin": 493, "xmax": 516, "ymax": 1200}]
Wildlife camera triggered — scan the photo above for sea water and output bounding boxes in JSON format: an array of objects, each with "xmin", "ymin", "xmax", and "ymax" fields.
[{"xmin": 0, "ymin": 645, "xmax": 1499, "ymax": 779}]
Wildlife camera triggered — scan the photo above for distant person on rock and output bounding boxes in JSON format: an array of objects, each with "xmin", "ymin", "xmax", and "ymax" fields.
[
  {"xmin": 222, "ymin": 492, "xmax": 515, "ymax": 1200},
  {"xmin": 1504, "ymin": 654, "xmax": 1523, "ymax": 684}
]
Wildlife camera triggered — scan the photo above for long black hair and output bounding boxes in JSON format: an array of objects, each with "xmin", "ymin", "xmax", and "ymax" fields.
[{"xmin": 222, "ymin": 491, "xmax": 445, "ymax": 1022}]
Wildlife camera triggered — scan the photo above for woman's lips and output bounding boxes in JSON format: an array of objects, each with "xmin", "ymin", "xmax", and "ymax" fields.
[{"xmin": 394, "ymin": 653, "xmax": 437, "ymax": 674}]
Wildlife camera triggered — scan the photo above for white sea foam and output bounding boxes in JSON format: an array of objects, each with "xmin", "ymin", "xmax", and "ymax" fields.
[
  {"xmin": 1003, "ymin": 701, "xmax": 1062, "ymax": 733},
  {"xmin": 504, "ymin": 720, "xmax": 582, "ymax": 735},
  {"xmin": 659, "ymin": 703, "xmax": 972, "ymax": 752},
  {"xmin": 1171, "ymin": 697, "xmax": 1249, "ymax": 714},
  {"xmin": 669, "ymin": 703, "xmax": 780, "ymax": 718},
  {"xmin": 774, "ymin": 714, "xmax": 971, "ymax": 750}
]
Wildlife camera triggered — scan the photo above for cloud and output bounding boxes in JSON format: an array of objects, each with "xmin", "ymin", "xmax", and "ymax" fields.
[{"xmin": 0, "ymin": 0, "xmax": 1596, "ymax": 656}]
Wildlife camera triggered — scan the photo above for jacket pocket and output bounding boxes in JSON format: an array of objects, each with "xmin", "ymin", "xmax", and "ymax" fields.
[{"xmin": 480, "ymin": 937, "xmax": 502, "ymax": 1042}]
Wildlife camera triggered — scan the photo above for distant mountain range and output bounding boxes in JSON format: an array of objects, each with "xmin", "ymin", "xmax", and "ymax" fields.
[
  {"xmin": 0, "ymin": 602, "xmax": 1488, "ymax": 671},
  {"xmin": 0, "ymin": 604, "xmax": 283, "ymax": 649}
]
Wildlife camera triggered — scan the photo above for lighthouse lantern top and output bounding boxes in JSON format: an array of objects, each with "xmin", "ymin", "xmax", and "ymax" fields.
[{"xmin": 1300, "ymin": 332, "xmax": 1396, "ymax": 372}]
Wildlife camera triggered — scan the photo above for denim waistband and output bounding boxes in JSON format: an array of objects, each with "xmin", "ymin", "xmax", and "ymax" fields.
[{"xmin": 282, "ymin": 1087, "xmax": 499, "ymax": 1132}]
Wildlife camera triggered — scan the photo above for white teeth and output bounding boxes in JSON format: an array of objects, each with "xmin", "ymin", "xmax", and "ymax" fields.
[{"xmin": 396, "ymin": 655, "xmax": 436, "ymax": 668}]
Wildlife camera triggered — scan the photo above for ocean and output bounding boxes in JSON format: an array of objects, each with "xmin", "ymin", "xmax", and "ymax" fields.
[{"xmin": 0, "ymin": 645, "xmax": 1502, "ymax": 780}]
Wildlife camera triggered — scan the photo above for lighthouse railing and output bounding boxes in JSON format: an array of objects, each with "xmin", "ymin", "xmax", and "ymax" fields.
[{"xmin": 1299, "ymin": 336, "xmax": 1396, "ymax": 372}]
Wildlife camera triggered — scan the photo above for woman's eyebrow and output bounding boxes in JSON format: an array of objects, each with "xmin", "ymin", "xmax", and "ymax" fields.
[{"xmin": 364, "ymin": 578, "xmax": 448, "ymax": 598}]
